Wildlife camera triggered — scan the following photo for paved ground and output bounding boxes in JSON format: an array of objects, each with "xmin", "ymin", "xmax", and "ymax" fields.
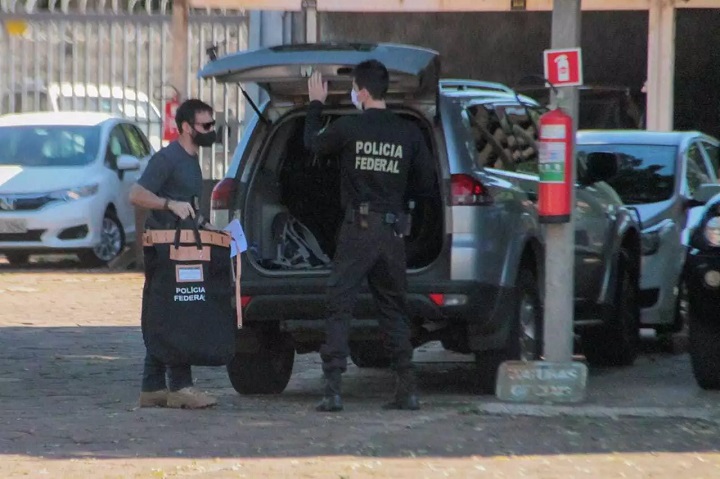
[{"xmin": 1, "ymin": 257, "xmax": 720, "ymax": 478}]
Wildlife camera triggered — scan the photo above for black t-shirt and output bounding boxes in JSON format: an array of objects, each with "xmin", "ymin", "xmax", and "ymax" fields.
[
  {"xmin": 137, "ymin": 141, "xmax": 203, "ymax": 228},
  {"xmin": 303, "ymin": 101, "xmax": 436, "ymax": 213}
]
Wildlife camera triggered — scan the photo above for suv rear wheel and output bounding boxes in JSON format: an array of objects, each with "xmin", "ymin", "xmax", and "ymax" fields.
[
  {"xmin": 581, "ymin": 249, "xmax": 640, "ymax": 367},
  {"xmin": 475, "ymin": 267, "xmax": 542, "ymax": 394},
  {"xmin": 227, "ymin": 329, "xmax": 295, "ymax": 394}
]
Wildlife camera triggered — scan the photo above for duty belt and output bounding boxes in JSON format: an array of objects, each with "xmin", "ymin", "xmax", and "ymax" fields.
[
  {"xmin": 346, "ymin": 204, "xmax": 411, "ymax": 237},
  {"xmin": 346, "ymin": 208, "xmax": 400, "ymax": 226}
]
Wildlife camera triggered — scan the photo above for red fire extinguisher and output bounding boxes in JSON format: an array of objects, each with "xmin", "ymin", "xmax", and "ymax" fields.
[
  {"xmin": 538, "ymin": 107, "xmax": 574, "ymax": 223},
  {"xmin": 163, "ymin": 95, "xmax": 181, "ymax": 143}
]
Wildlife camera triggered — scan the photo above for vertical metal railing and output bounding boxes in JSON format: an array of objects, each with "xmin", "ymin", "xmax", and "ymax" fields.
[{"xmin": 0, "ymin": 0, "xmax": 248, "ymax": 179}]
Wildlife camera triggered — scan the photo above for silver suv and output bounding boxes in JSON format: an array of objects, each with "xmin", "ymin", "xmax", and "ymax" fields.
[{"xmin": 201, "ymin": 43, "xmax": 642, "ymax": 395}]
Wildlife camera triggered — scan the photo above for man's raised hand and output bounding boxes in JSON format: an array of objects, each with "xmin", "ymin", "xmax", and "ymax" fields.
[{"xmin": 308, "ymin": 71, "xmax": 328, "ymax": 104}]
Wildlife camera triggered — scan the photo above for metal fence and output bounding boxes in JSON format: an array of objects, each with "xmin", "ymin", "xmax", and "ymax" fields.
[{"xmin": 0, "ymin": 0, "xmax": 249, "ymax": 179}]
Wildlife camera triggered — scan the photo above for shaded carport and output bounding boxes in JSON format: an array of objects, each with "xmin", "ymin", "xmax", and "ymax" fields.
[{"xmin": 181, "ymin": 0, "xmax": 718, "ymax": 133}]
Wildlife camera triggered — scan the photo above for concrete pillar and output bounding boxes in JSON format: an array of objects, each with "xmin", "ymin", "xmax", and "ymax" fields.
[
  {"xmin": 543, "ymin": 0, "xmax": 581, "ymax": 364},
  {"xmin": 304, "ymin": 0, "xmax": 318, "ymax": 43},
  {"xmin": 171, "ymin": 0, "xmax": 190, "ymax": 99},
  {"xmin": 646, "ymin": 0, "xmax": 676, "ymax": 131}
]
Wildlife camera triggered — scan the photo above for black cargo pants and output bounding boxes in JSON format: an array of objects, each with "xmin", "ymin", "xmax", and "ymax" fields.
[{"xmin": 320, "ymin": 210, "xmax": 414, "ymax": 376}]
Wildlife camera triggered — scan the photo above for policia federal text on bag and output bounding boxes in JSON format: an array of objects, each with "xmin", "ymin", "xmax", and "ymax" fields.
[{"xmin": 141, "ymin": 215, "xmax": 236, "ymax": 366}]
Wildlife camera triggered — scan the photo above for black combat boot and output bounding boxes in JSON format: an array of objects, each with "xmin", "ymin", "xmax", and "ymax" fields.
[
  {"xmin": 316, "ymin": 371, "xmax": 343, "ymax": 412},
  {"xmin": 383, "ymin": 368, "xmax": 420, "ymax": 411}
]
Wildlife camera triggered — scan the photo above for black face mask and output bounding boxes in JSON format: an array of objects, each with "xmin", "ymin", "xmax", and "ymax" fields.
[{"xmin": 192, "ymin": 129, "xmax": 217, "ymax": 147}]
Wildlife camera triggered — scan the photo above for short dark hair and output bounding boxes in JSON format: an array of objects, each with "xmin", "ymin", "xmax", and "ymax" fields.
[
  {"xmin": 353, "ymin": 60, "xmax": 389, "ymax": 100},
  {"xmin": 175, "ymin": 98, "xmax": 213, "ymax": 131}
]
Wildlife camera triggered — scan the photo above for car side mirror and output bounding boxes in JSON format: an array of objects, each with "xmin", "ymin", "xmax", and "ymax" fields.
[
  {"xmin": 689, "ymin": 183, "xmax": 720, "ymax": 207},
  {"xmin": 582, "ymin": 152, "xmax": 619, "ymax": 185},
  {"xmin": 116, "ymin": 154, "xmax": 141, "ymax": 171}
]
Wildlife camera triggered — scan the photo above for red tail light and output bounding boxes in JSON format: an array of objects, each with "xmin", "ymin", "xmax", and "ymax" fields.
[
  {"xmin": 240, "ymin": 296, "xmax": 252, "ymax": 308},
  {"xmin": 211, "ymin": 178, "xmax": 236, "ymax": 210},
  {"xmin": 451, "ymin": 174, "xmax": 492, "ymax": 206},
  {"xmin": 429, "ymin": 293, "xmax": 445, "ymax": 306}
]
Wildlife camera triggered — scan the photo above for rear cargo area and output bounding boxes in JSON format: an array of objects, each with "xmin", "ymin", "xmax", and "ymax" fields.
[{"xmin": 243, "ymin": 108, "xmax": 443, "ymax": 272}]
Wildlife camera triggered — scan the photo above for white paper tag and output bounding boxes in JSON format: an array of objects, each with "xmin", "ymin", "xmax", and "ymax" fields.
[
  {"xmin": 175, "ymin": 264, "xmax": 204, "ymax": 283},
  {"xmin": 223, "ymin": 219, "xmax": 248, "ymax": 258}
]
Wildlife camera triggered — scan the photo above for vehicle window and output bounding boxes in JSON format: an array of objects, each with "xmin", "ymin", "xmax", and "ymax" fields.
[
  {"xmin": 686, "ymin": 143, "xmax": 712, "ymax": 196},
  {"xmin": 576, "ymin": 144, "xmax": 677, "ymax": 204},
  {"xmin": 106, "ymin": 125, "xmax": 131, "ymax": 168},
  {"xmin": 134, "ymin": 124, "xmax": 153, "ymax": 154},
  {"xmin": 700, "ymin": 141, "xmax": 720, "ymax": 179},
  {"xmin": 121, "ymin": 123, "xmax": 151, "ymax": 157},
  {"xmin": 463, "ymin": 103, "xmax": 539, "ymax": 173},
  {"xmin": 0, "ymin": 125, "xmax": 100, "ymax": 167},
  {"xmin": 498, "ymin": 104, "xmax": 540, "ymax": 173}
]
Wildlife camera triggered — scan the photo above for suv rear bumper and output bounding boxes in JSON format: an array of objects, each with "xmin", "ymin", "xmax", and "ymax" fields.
[{"xmin": 240, "ymin": 280, "xmax": 518, "ymax": 352}]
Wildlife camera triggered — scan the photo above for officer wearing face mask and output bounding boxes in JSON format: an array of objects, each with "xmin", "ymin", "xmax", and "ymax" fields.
[
  {"xmin": 129, "ymin": 98, "xmax": 220, "ymax": 410},
  {"xmin": 304, "ymin": 60, "xmax": 436, "ymax": 412}
]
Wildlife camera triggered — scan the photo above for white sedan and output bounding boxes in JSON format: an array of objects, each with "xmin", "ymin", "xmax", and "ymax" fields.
[{"xmin": 0, "ymin": 112, "xmax": 153, "ymax": 266}]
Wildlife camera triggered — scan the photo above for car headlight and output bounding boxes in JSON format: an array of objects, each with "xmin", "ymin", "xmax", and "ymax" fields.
[
  {"xmin": 704, "ymin": 217, "xmax": 720, "ymax": 247},
  {"xmin": 48, "ymin": 184, "xmax": 99, "ymax": 202}
]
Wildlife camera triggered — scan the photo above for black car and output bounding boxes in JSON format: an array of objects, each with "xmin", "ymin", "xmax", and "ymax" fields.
[{"xmin": 684, "ymin": 184, "xmax": 720, "ymax": 390}]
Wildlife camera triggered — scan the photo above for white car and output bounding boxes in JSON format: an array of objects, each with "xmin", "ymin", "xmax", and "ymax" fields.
[
  {"xmin": 0, "ymin": 111, "xmax": 153, "ymax": 266},
  {"xmin": 576, "ymin": 130, "xmax": 720, "ymax": 334}
]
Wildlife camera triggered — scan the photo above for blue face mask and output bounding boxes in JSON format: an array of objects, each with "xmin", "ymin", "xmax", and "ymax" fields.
[{"xmin": 351, "ymin": 89, "xmax": 363, "ymax": 111}]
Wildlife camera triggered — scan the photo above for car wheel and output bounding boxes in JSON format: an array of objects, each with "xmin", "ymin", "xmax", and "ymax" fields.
[
  {"xmin": 350, "ymin": 341, "xmax": 392, "ymax": 368},
  {"xmin": 689, "ymin": 316, "xmax": 720, "ymax": 390},
  {"xmin": 5, "ymin": 252, "xmax": 30, "ymax": 266},
  {"xmin": 581, "ymin": 249, "xmax": 640, "ymax": 367},
  {"xmin": 475, "ymin": 267, "xmax": 542, "ymax": 394},
  {"xmin": 227, "ymin": 330, "xmax": 295, "ymax": 395},
  {"xmin": 78, "ymin": 213, "xmax": 125, "ymax": 267}
]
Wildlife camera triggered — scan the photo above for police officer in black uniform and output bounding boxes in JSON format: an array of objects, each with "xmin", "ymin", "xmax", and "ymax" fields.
[{"xmin": 304, "ymin": 60, "xmax": 436, "ymax": 412}]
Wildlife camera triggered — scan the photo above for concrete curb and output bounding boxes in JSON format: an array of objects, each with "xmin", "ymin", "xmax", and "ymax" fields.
[{"xmin": 471, "ymin": 401, "xmax": 720, "ymax": 422}]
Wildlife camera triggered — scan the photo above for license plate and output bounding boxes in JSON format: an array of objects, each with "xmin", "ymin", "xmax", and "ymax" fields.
[{"xmin": 0, "ymin": 219, "xmax": 28, "ymax": 234}]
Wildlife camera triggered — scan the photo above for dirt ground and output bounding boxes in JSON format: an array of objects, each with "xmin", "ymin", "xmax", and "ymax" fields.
[{"xmin": 1, "ymin": 257, "xmax": 720, "ymax": 478}]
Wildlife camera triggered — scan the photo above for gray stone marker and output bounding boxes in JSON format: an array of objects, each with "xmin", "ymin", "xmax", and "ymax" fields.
[{"xmin": 496, "ymin": 360, "xmax": 588, "ymax": 404}]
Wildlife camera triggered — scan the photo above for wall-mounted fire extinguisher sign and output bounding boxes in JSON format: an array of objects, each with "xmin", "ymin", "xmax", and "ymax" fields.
[
  {"xmin": 538, "ymin": 107, "xmax": 574, "ymax": 224},
  {"xmin": 163, "ymin": 95, "xmax": 180, "ymax": 143}
]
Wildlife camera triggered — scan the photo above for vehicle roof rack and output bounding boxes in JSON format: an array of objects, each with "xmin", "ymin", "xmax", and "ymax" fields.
[{"xmin": 439, "ymin": 79, "xmax": 515, "ymax": 94}]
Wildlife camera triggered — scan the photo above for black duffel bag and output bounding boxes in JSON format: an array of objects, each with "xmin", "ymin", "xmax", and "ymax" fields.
[{"xmin": 141, "ymin": 217, "xmax": 236, "ymax": 366}]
